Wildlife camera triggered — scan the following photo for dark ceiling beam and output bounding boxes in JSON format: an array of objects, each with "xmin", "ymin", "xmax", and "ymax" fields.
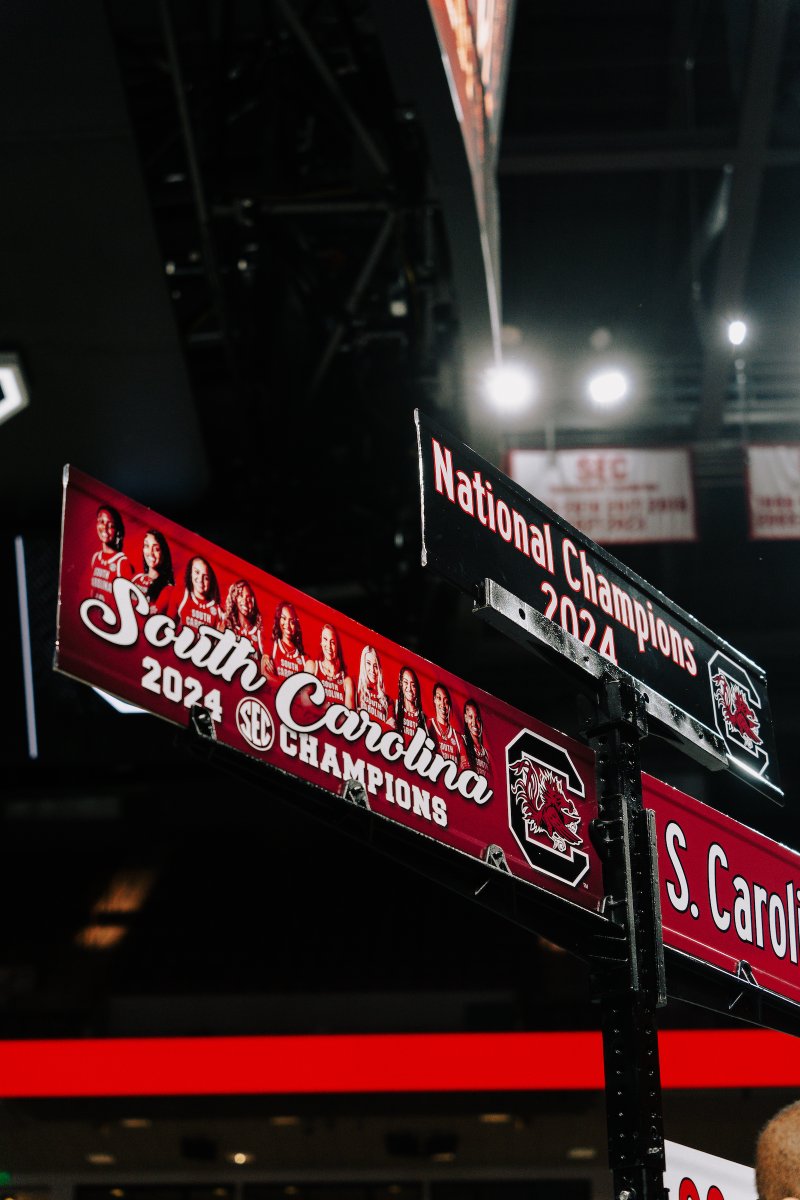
[
  {"xmin": 651, "ymin": 0, "xmax": 706, "ymax": 316},
  {"xmin": 695, "ymin": 0, "xmax": 790, "ymax": 440},
  {"xmin": 275, "ymin": 0, "xmax": 391, "ymax": 182},
  {"xmin": 499, "ymin": 142, "xmax": 800, "ymax": 175}
]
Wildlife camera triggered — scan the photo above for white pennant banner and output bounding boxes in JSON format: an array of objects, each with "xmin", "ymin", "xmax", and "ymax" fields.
[
  {"xmin": 664, "ymin": 1140, "xmax": 754, "ymax": 1200},
  {"xmin": 747, "ymin": 444, "xmax": 800, "ymax": 539},
  {"xmin": 507, "ymin": 447, "xmax": 697, "ymax": 545}
]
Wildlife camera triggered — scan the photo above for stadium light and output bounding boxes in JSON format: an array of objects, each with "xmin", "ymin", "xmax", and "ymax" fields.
[
  {"xmin": 727, "ymin": 319, "xmax": 747, "ymax": 346},
  {"xmin": 485, "ymin": 363, "xmax": 536, "ymax": 413},
  {"xmin": 587, "ymin": 367, "xmax": 629, "ymax": 409}
]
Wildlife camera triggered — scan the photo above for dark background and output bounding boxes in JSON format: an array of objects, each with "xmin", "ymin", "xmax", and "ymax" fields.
[{"xmin": 2, "ymin": 0, "xmax": 800, "ymax": 1184}]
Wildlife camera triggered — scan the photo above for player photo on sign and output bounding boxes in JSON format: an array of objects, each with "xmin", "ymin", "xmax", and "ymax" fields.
[{"xmin": 57, "ymin": 466, "xmax": 608, "ymax": 937}]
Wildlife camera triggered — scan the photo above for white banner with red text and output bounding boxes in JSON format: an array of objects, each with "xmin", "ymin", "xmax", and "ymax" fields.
[
  {"xmin": 747, "ymin": 444, "xmax": 800, "ymax": 540},
  {"xmin": 507, "ymin": 447, "xmax": 697, "ymax": 545},
  {"xmin": 664, "ymin": 1140, "xmax": 754, "ymax": 1200}
]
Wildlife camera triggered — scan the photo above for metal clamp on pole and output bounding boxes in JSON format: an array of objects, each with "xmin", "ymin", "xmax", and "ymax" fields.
[{"xmin": 585, "ymin": 672, "xmax": 667, "ymax": 1200}]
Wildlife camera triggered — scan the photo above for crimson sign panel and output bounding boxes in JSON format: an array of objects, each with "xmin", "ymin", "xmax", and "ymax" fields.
[
  {"xmin": 651, "ymin": 774, "xmax": 800, "ymax": 1007},
  {"xmin": 416, "ymin": 411, "xmax": 782, "ymax": 804},
  {"xmin": 56, "ymin": 466, "xmax": 605, "ymax": 921}
]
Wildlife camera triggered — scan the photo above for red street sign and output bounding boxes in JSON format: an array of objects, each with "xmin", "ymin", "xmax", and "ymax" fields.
[
  {"xmin": 56, "ymin": 468, "xmax": 800, "ymax": 1015},
  {"xmin": 56, "ymin": 466, "xmax": 605, "ymax": 922},
  {"xmin": 649, "ymin": 773, "xmax": 800, "ymax": 1007}
]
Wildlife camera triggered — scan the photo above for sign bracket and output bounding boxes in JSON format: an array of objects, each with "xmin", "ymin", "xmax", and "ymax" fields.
[
  {"xmin": 474, "ymin": 577, "xmax": 728, "ymax": 774},
  {"xmin": 585, "ymin": 672, "xmax": 668, "ymax": 1200}
]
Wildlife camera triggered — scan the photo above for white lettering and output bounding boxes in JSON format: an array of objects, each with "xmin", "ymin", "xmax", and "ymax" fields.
[
  {"xmin": 665, "ymin": 822, "xmax": 690, "ymax": 912},
  {"xmin": 708, "ymin": 843, "xmax": 731, "ymax": 931}
]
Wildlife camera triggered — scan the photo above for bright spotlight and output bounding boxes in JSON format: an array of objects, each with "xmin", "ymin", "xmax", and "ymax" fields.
[
  {"xmin": 727, "ymin": 319, "xmax": 747, "ymax": 346},
  {"xmin": 485, "ymin": 363, "xmax": 535, "ymax": 412},
  {"xmin": 587, "ymin": 368, "xmax": 629, "ymax": 408},
  {"xmin": 0, "ymin": 354, "xmax": 30, "ymax": 428}
]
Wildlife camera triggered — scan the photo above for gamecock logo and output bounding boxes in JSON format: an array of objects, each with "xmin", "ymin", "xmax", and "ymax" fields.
[
  {"xmin": 712, "ymin": 671, "xmax": 761, "ymax": 751},
  {"xmin": 505, "ymin": 729, "xmax": 590, "ymax": 886},
  {"xmin": 707, "ymin": 650, "xmax": 769, "ymax": 776},
  {"xmin": 509, "ymin": 760, "xmax": 582, "ymax": 852}
]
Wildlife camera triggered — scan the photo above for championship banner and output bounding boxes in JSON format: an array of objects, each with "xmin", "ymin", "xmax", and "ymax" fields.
[
  {"xmin": 747, "ymin": 444, "xmax": 800, "ymax": 540},
  {"xmin": 507, "ymin": 447, "xmax": 697, "ymax": 545},
  {"xmin": 664, "ymin": 1140, "xmax": 754, "ymax": 1200},
  {"xmin": 57, "ymin": 468, "xmax": 800, "ymax": 1016},
  {"xmin": 416, "ymin": 412, "xmax": 782, "ymax": 804},
  {"xmin": 56, "ymin": 466, "xmax": 606, "ymax": 919},
  {"xmin": 651, "ymin": 773, "xmax": 800, "ymax": 1008}
]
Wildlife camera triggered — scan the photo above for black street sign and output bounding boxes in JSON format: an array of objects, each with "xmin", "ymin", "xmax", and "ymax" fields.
[{"xmin": 416, "ymin": 411, "xmax": 782, "ymax": 804}]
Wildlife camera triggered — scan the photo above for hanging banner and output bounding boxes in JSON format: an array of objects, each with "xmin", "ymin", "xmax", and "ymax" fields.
[
  {"xmin": 56, "ymin": 466, "xmax": 606, "ymax": 923},
  {"xmin": 507, "ymin": 447, "xmax": 697, "ymax": 545},
  {"xmin": 747, "ymin": 444, "xmax": 800, "ymax": 540},
  {"xmin": 651, "ymin": 775, "xmax": 800, "ymax": 1008},
  {"xmin": 664, "ymin": 1140, "xmax": 754, "ymax": 1200},
  {"xmin": 416, "ymin": 412, "xmax": 782, "ymax": 804}
]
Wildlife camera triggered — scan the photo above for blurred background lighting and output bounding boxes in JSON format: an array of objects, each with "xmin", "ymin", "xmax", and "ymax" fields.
[
  {"xmin": 587, "ymin": 367, "xmax": 629, "ymax": 408},
  {"xmin": 0, "ymin": 355, "xmax": 30, "ymax": 428},
  {"xmin": 228, "ymin": 1151, "xmax": 255, "ymax": 1165},
  {"xmin": 728, "ymin": 318, "xmax": 748, "ymax": 346},
  {"xmin": 485, "ymin": 362, "xmax": 535, "ymax": 412}
]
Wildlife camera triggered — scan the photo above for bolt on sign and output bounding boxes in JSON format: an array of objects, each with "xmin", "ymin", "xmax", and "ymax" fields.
[
  {"xmin": 56, "ymin": 466, "xmax": 608, "ymax": 931},
  {"xmin": 415, "ymin": 412, "xmax": 782, "ymax": 804}
]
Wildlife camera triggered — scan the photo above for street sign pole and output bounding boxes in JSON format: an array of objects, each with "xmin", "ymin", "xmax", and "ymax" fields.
[{"xmin": 586, "ymin": 674, "xmax": 667, "ymax": 1200}]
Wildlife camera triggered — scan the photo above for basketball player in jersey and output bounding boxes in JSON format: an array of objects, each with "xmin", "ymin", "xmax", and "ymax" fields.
[
  {"xmin": 88, "ymin": 504, "xmax": 133, "ymax": 601},
  {"xmin": 263, "ymin": 600, "xmax": 306, "ymax": 686},
  {"xmin": 221, "ymin": 579, "xmax": 264, "ymax": 656},
  {"xmin": 175, "ymin": 555, "xmax": 224, "ymax": 631},
  {"xmin": 305, "ymin": 623, "xmax": 355, "ymax": 709},
  {"xmin": 394, "ymin": 665, "xmax": 428, "ymax": 747},
  {"xmin": 132, "ymin": 529, "xmax": 174, "ymax": 615},
  {"xmin": 463, "ymin": 698, "xmax": 492, "ymax": 784},
  {"xmin": 430, "ymin": 682, "xmax": 469, "ymax": 771},
  {"xmin": 356, "ymin": 645, "xmax": 394, "ymax": 728}
]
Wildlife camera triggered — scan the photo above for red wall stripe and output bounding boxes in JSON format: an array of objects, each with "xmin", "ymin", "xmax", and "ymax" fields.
[{"xmin": 0, "ymin": 1030, "xmax": 797, "ymax": 1098}]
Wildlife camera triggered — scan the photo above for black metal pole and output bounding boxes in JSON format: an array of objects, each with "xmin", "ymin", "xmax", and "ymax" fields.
[{"xmin": 585, "ymin": 673, "xmax": 668, "ymax": 1200}]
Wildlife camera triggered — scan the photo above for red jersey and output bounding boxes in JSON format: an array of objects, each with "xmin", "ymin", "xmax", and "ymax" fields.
[
  {"xmin": 310, "ymin": 663, "xmax": 348, "ymax": 706},
  {"xmin": 89, "ymin": 550, "xmax": 132, "ymax": 600},
  {"xmin": 431, "ymin": 719, "xmax": 467, "ymax": 769},
  {"xmin": 470, "ymin": 740, "xmax": 492, "ymax": 781},
  {"xmin": 271, "ymin": 639, "xmax": 305, "ymax": 678},
  {"xmin": 132, "ymin": 573, "xmax": 173, "ymax": 615},
  {"xmin": 398, "ymin": 707, "xmax": 425, "ymax": 747},
  {"xmin": 358, "ymin": 685, "xmax": 392, "ymax": 726},
  {"xmin": 235, "ymin": 622, "xmax": 264, "ymax": 656},
  {"xmin": 177, "ymin": 591, "xmax": 223, "ymax": 631}
]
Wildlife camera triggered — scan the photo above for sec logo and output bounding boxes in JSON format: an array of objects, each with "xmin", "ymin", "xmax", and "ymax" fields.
[{"xmin": 236, "ymin": 697, "xmax": 275, "ymax": 751}]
